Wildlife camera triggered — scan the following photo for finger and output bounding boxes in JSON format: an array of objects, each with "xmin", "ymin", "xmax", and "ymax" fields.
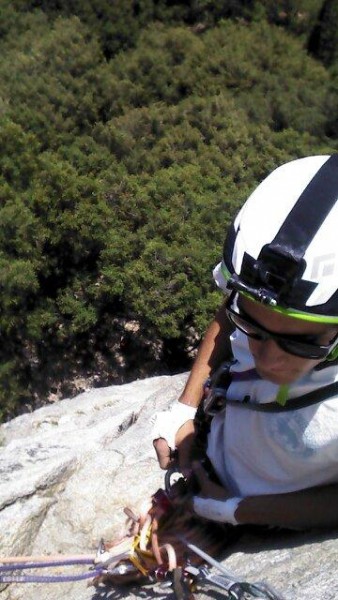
[
  {"xmin": 153, "ymin": 437, "xmax": 172, "ymax": 470},
  {"xmin": 192, "ymin": 461, "xmax": 230, "ymax": 500},
  {"xmin": 192, "ymin": 461, "xmax": 210, "ymax": 492}
]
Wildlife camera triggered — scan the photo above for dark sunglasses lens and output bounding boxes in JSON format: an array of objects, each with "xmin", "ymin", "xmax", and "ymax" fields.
[
  {"xmin": 277, "ymin": 339, "xmax": 326, "ymax": 360},
  {"xmin": 228, "ymin": 311, "xmax": 266, "ymax": 340},
  {"xmin": 228, "ymin": 307, "xmax": 329, "ymax": 359}
]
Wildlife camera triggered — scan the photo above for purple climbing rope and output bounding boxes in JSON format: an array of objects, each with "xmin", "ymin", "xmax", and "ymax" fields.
[{"xmin": 0, "ymin": 557, "xmax": 103, "ymax": 584}]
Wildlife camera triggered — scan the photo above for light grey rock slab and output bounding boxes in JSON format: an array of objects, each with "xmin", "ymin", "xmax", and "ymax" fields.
[{"xmin": 1, "ymin": 372, "xmax": 338, "ymax": 600}]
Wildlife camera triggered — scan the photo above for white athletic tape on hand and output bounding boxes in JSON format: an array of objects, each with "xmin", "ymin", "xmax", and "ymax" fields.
[
  {"xmin": 151, "ymin": 403, "xmax": 197, "ymax": 451},
  {"xmin": 193, "ymin": 496, "xmax": 242, "ymax": 525}
]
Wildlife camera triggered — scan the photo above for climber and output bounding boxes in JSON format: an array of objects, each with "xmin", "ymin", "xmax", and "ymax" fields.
[{"xmin": 153, "ymin": 154, "xmax": 338, "ymax": 531}]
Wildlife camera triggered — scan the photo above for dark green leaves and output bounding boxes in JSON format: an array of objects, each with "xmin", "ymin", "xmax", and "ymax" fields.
[{"xmin": 0, "ymin": 1, "xmax": 336, "ymax": 417}]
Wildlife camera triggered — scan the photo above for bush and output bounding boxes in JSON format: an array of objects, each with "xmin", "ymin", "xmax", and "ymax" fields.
[{"xmin": 0, "ymin": 4, "xmax": 336, "ymax": 417}]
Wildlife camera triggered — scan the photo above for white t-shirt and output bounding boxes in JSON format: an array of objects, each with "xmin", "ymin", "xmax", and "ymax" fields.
[{"xmin": 207, "ymin": 264, "xmax": 338, "ymax": 497}]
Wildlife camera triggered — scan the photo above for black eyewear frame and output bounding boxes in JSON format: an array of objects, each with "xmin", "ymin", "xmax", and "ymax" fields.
[{"xmin": 225, "ymin": 294, "xmax": 338, "ymax": 360}]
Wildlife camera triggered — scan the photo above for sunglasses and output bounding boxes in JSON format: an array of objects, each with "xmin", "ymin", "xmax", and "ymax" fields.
[{"xmin": 226, "ymin": 296, "xmax": 338, "ymax": 360}]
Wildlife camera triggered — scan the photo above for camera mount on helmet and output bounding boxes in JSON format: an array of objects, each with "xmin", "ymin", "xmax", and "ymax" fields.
[
  {"xmin": 227, "ymin": 273, "xmax": 278, "ymax": 306},
  {"xmin": 228, "ymin": 245, "xmax": 307, "ymax": 309}
]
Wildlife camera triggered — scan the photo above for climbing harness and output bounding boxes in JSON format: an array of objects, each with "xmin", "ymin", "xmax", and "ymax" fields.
[
  {"xmin": 203, "ymin": 360, "xmax": 338, "ymax": 415},
  {"xmin": 0, "ymin": 479, "xmax": 286, "ymax": 599}
]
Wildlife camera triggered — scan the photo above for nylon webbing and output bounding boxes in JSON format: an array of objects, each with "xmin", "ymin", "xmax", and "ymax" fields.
[{"xmin": 227, "ymin": 381, "xmax": 338, "ymax": 412}]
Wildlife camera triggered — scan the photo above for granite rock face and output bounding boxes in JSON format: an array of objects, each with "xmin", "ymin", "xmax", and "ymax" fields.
[{"xmin": 0, "ymin": 373, "xmax": 337, "ymax": 600}]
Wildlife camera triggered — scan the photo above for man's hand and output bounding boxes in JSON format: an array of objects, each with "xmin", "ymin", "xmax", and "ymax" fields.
[
  {"xmin": 192, "ymin": 461, "xmax": 230, "ymax": 500},
  {"xmin": 153, "ymin": 418, "xmax": 196, "ymax": 471},
  {"xmin": 191, "ymin": 461, "xmax": 242, "ymax": 525}
]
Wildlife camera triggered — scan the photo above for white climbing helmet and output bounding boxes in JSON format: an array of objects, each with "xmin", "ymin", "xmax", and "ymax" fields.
[{"xmin": 221, "ymin": 154, "xmax": 338, "ymax": 324}]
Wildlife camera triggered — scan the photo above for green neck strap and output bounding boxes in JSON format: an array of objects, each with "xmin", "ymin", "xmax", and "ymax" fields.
[{"xmin": 276, "ymin": 384, "xmax": 289, "ymax": 406}]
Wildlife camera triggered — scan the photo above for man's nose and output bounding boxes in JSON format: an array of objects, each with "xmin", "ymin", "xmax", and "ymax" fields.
[{"xmin": 253, "ymin": 337, "xmax": 285, "ymax": 365}]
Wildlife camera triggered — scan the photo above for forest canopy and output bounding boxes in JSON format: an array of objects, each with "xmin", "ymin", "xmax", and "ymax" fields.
[{"xmin": 0, "ymin": 0, "xmax": 337, "ymax": 419}]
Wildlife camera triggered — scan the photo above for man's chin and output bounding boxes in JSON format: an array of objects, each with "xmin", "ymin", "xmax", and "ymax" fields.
[{"xmin": 255, "ymin": 367, "xmax": 298, "ymax": 385}]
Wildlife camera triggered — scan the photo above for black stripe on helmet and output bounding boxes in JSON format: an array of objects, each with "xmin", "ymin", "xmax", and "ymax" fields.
[
  {"xmin": 268, "ymin": 154, "xmax": 338, "ymax": 261},
  {"xmin": 252, "ymin": 154, "xmax": 338, "ymax": 310}
]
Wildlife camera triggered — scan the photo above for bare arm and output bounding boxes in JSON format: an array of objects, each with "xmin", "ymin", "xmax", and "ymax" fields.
[
  {"xmin": 237, "ymin": 483, "xmax": 338, "ymax": 529},
  {"xmin": 179, "ymin": 299, "xmax": 233, "ymax": 408},
  {"xmin": 194, "ymin": 464, "xmax": 338, "ymax": 529},
  {"xmin": 154, "ymin": 299, "xmax": 233, "ymax": 469}
]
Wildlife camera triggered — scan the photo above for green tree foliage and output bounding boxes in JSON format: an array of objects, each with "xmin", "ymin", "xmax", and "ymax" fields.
[
  {"xmin": 308, "ymin": 0, "xmax": 338, "ymax": 66},
  {"xmin": 0, "ymin": 117, "xmax": 115, "ymax": 417},
  {"xmin": 0, "ymin": 15, "xmax": 117, "ymax": 147},
  {"xmin": 3, "ymin": 0, "xmax": 325, "ymax": 57},
  {"xmin": 0, "ymin": 1, "xmax": 337, "ymax": 418},
  {"xmin": 95, "ymin": 93, "xmax": 328, "ymax": 341},
  {"xmin": 6, "ymin": 0, "xmax": 177, "ymax": 58},
  {"xmin": 106, "ymin": 21, "xmax": 331, "ymax": 135},
  {"xmin": 256, "ymin": 0, "xmax": 323, "ymax": 35},
  {"xmin": 324, "ymin": 63, "xmax": 338, "ymax": 138}
]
